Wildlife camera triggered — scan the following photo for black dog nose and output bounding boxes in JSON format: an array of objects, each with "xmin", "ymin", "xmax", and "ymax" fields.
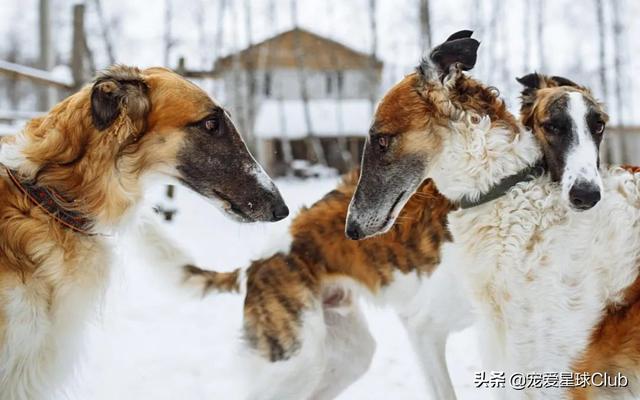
[
  {"xmin": 569, "ymin": 184, "xmax": 601, "ymax": 211},
  {"xmin": 272, "ymin": 203, "xmax": 289, "ymax": 221},
  {"xmin": 345, "ymin": 223, "xmax": 363, "ymax": 240}
]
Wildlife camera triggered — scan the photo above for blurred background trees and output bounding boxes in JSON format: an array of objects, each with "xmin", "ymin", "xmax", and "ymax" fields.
[{"xmin": 0, "ymin": 0, "xmax": 637, "ymax": 175}]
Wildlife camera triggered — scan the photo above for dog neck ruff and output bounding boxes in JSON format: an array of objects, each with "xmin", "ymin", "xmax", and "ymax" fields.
[
  {"xmin": 4, "ymin": 167, "xmax": 95, "ymax": 235},
  {"xmin": 457, "ymin": 161, "xmax": 546, "ymax": 209}
]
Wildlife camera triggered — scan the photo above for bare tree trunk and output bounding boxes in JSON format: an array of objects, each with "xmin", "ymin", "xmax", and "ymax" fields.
[
  {"xmin": 269, "ymin": 0, "xmax": 293, "ymax": 172},
  {"xmin": 595, "ymin": 0, "xmax": 608, "ymax": 102},
  {"xmin": 497, "ymin": 3, "xmax": 511, "ymax": 100},
  {"xmin": 290, "ymin": 0, "xmax": 327, "ymax": 166},
  {"xmin": 38, "ymin": 0, "xmax": 55, "ymax": 111},
  {"xmin": 418, "ymin": 0, "xmax": 432, "ymax": 51},
  {"xmin": 536, "ymin": 0, "xmax": 545, "ymax": 71},
  {"xmin": 71, "ymin": 4, "xmax": 86, "ymax": 89},
  {"xmin": 523, "ymin": 0, "xmax": 531, "ymax": 72},
  {"xmin": 6, "ymin": 32, "xmax": 21, "ymax": 111},
  {"xmin": 243, "ymin": 0, "xmax": 257, "ymax": 152},
  {"xmin": 211, "ymin": 0, "xmax": 227, "ymax": 96},
  {"xmin": 471, "ymin": 0, "xmax": 484, "ymax": 78},
  {"xmin": 368, "ymin": 0, "xmax": 378, "ymax": 112},
  {"xmin": 163, "ymin": 0, "xmax": 173, "ymax": 67},
  {"xmin": 595, "ymin": 0, "xmax": 617, "ymax": 163},
  {"xmin": 214, "ymin": 0, "xmax": 227, "ymax": 61},
  {"xmin": 195, "ymin": 0, "xmax": 208, "ymax": 68},
  {"xmin": 487, "ymin": 0, "xmax": 500, "ymax": 82},
  {"xmin": 230, "ymin": 1, "xmax": 247, "ymax": 136},
  {"xmin": 161, "ymin": 0, "xmax": 176, "ymax": 220},
  {"xmin": 325, "ymin": 0, "xmax": 352, "ymax": 171},
  {"xmin": 610, "ymin": 0, "xmax": 628, "ymax": 162},
  {"xmin": 92, "ymin": 0, "xmax": 116, "ymax": 65}
]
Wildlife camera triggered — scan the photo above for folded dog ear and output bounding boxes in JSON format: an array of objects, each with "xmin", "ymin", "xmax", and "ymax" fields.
[
  {"xmin": 517, "ymin": 73, "xmax": 543, "ymax": 127},
  {"xmin": 419, "ymin": 30, "xmax": 480, "ymax": 83},
  {"xmin": 517, "ymin": 73, "xmax": 580, "ymax": 91},
  {"xmin": 517, "ymin": 73, "xmax": 584, "ymax": 127},
  {"xmin": 91, "ymin": 65, "xmax": 150, "ymax": 141}
]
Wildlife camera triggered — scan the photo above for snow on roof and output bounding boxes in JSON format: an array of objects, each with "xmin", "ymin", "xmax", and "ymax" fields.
[{"xmin": 254, "ymin": 99, "xmax": 373, "ymax": 139}]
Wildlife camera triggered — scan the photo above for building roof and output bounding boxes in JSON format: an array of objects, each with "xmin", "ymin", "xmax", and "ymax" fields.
[
  {"xmin": 254, "ymin": 99, "xmax": 372, "ymax": 139},
  {"xmin": 212, "ymin": 28, "xmax": 383, "ymax": 76}
]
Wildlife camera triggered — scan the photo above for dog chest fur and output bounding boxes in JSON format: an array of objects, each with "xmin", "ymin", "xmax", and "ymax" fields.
[
  {"xmin": 448, "ymin": 168, "xmax": 640, "ymax": 398},
  {"xmin": 0, "ymin": 232, "xmax": 112, "ymax": 400}
]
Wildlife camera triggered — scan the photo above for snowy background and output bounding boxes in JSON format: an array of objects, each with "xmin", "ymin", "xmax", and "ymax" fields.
[
  {"xmin": 1, "ymin": 0, "xmax": 638, "ymax": 398},
  {"xmin": 0, "ymin": 0, "xmax": 638, "ymax": 124}
]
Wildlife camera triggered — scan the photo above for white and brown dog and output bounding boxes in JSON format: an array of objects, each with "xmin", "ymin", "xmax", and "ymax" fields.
[
  {"xmin": 348, "ymin": 31, "xmax": 640, "ymax": 399},
  {"xmin": 0, "ymin": 65, "xmax": 288, "ymax": 400}
]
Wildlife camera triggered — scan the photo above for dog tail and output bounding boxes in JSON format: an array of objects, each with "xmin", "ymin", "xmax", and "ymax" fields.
[{"xmin": 183, "ymin": 264, "xmax": 244, "ymax": 296}]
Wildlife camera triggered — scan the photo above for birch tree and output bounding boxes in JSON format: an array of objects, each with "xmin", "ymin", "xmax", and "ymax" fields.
[
  {"xmin": 163, "ymin": 0, "xmax": 174, "ymax": 67},
  {"xmin": 536, "ymin": 0, "xmax": 545, "ymax": 71},
  {"xmin": 419, "ymin": 0, "xmax": 432, "ymax": 51},
  {"xmin": 368, "ymin": 0, "xmax": 378, "ymax": 110},
  {"xmin": 92, "ymin": 0, "xmax": 116, "ymax": 65},
  {"xmin": 522, "ymin": 0, "xmax": 531, "ymax": 72},
  {"xmin": 243, "ymin": 0, "xmax": 258, "ymax": 151},
  {"xmin": 610, "ymin": 0, "xmax": 628, "ymax": 161}
]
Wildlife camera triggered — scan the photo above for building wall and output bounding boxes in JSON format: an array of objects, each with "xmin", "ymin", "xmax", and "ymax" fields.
[{"xmin": 221, "ymin": 68, "xmax": 378, "ymax": 104}]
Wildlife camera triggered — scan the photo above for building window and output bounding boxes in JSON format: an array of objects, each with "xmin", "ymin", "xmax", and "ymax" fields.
[
  {"xmin": 336, "ymin": 71, "xmax": 344, "ymax": 94},
  {"xmin": 264, "ymin": 72, "xmax": 272, "ymax": 97},
  {"xmin": 326, "ymin": 73, "xmax": 333, "ymax": 95}
]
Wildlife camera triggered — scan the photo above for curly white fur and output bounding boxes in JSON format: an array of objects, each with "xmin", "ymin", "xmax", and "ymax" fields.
[{"xmin": 428, "ymin": 113, "xmax": 640, "ymax": 398}]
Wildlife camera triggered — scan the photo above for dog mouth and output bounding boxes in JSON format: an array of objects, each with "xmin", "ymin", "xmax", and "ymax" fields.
[
  {"xmin": 208, "ymin": 188, "xmax": 256, "ymax": 223},
  {"xmin": 178, "ymin": 178, "xmax": 255, "ymax": 223},
  {"xmin": 378, "ymin": 190, "xmax": 406, "ymax": 235}
]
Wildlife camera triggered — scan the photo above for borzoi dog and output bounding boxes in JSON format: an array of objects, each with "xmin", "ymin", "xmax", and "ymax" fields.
[
  {"xmin": 183, "ymin": 169, "xmax": 471, "ymax": 400},
  {"xmin": 348, "ymin": 31, "xmax": 640, "ymax": 399},
  {"xmin": 0, "ymin": 65, "xmax": 288, "ymax": 400}
]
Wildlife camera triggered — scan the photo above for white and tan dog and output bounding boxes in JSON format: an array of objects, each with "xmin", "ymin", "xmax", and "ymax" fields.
[
  {"xmin": 347, "ymin": 31, "xmax": 640, "ymax": 399},
  {"xmin": 0, "ymin": 65, "xmax": 288, "ymax": 400}
]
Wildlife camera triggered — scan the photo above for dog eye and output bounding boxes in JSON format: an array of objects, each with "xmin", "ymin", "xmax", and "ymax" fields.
[
  {"xmin": 594, "ymin": 120, "xmax": 605, "ymax": 135},
  {"xmin": 542, "ymin": 122, "xmax": 560, "ymax": 135},
  {"xmin": 203, "ymin": 117, "xmax": 217, "ymax": 131},
  {"xmin": 377, "ymin": 136, "xmax": 390, "ymax": 151}
]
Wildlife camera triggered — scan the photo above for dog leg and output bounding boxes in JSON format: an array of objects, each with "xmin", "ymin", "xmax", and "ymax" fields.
[
  {"xmin": 397, "ymin": 265, "xmax": 473, "ymax": 400},
  {"xmin": 124, "ymin": 210, "xmax": 205, "ymax": 296},
  {"xmin": 241, "ymin": 306, "xmax": 328, "ymax": 400},
  {"xmin": 310, "ymin": 300, "xmax": 376, "ymax": 400}
]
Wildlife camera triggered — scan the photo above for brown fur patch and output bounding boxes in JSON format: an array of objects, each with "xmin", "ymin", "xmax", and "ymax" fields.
[
  {"xmin": 570, "ymin": 273, "xmax": 640, "ymax": 399},
  {"xmin": 188, "ymin": 169, "xmax": 455, "ymax": 361},
  {"xmin": 184, "ymin": 264, "xmax": 241, "ymax": 295}
]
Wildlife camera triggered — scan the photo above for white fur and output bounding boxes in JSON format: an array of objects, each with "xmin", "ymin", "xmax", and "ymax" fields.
[
  {"xmin": 239, "ymin": 297, "xmax": 376, "ymax": 400},
  {"xmin": 562, "ymin": 92, "xmax": 603, "ymax": 196},
  {"xmin": 0, "ymin": 132, "xmax": 39, "ymax": 178},
  {"xmin": 0, "ymin": 238, "xmax": 112, "ymax": 400},
  {"xmin": 428, "ymin": 113, "xmax": 640, "ymax": 398},
  {"xmin": 393, "ymin": 264, "xmax": 473, "ymax": 400},
  {"xmin": 428, "ymin": 115, "xmax": 542, "ymax": 204},
  {"xmin": 232, "ymin": 264, "xmax": 472, "ymax": 400}
]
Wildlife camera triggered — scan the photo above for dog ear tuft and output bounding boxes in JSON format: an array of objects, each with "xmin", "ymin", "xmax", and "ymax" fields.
[
  {"xmin": 549, "ymin": 75, "xmax": 579, "ymax": 88},
  {"xmin": 429, "ymin": 36, "xmax": 480, "ymax": 75},
  {"xmin": 445, "ymin": 30, "xmax": 474, "ymax": 42},
  {"xmin": 90, "ymin": 65, "xmax": 150, "ymax": 137},
  {"xmin": 418, "ymin": 31, "xmax": 479, "ymax": 82},
  {"xmin": 516, "ymin": 73, "xmax": 543, "ymax": 128},
  {"xmin": 516, "ymin": 73, "xmax": 541, "ymax": 90}
]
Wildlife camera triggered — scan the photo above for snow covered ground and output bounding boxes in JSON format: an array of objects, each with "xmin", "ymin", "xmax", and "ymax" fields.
[{"xmin": 65, "ymin": 177, "xmax": 493, "ymax": 400}]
